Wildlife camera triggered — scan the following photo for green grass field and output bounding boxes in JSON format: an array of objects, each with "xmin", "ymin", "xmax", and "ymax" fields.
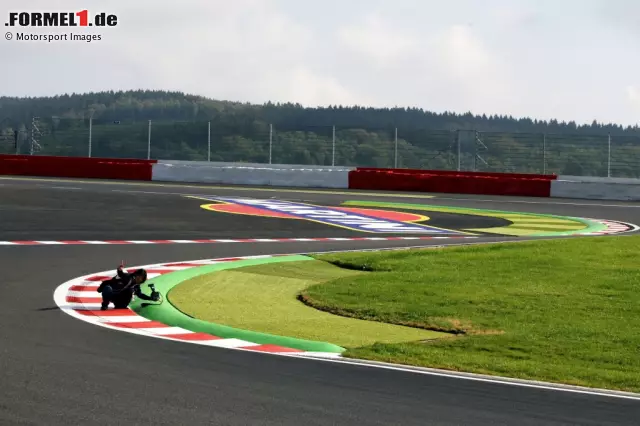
[
  {"xmin": 304, "ymin": 236, "xmax": 640, "ymax": 392},
  {"xmin": 168, "ymin": 260, "xmax": 445, "ymax": 348}
]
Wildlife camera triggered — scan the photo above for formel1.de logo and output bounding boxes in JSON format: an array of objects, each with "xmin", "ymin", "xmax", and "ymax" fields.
[{"xmin": 5, "ymin": 11, "xmax": 118, "ymax": 27}]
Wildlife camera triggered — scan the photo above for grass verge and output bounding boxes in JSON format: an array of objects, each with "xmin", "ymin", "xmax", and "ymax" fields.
[
  {"xmin": 168, "ymin": 260, "xmax": 445, "ymax": 348},
  {"xmin": 304, "ymin": 235, "xmax": 640, "ymax": 392}
]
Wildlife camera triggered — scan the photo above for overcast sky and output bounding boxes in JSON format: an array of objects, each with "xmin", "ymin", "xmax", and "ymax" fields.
[{"xmin": 2, "ymin": 0, "xmax": 639, "ymax": 126}]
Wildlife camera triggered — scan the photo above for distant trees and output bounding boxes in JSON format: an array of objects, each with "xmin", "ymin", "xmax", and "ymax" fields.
[{"xmin": 1, "ymin": 90, "xmax": 639, "ymax": 177}]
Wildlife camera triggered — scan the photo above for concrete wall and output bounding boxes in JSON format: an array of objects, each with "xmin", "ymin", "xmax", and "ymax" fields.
[
  {"xmin": 151, "ymin": 160, "xmax": 353, "ymax": 188},
  {"xmin": 159, "ymin": 160, "xmax": 353, "ymax": 171},
  {"xmin": 558, "ymin": 175, "xmax": 640, "ymax": 185},
  {"xmin": 551, "ymin": 177, "xmax": 640, "ymax": 201}
]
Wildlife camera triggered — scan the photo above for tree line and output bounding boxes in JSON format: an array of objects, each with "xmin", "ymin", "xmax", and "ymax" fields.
[{"xmin": 1, "ymin": 90, "xmax": 639, "ymax": 177}]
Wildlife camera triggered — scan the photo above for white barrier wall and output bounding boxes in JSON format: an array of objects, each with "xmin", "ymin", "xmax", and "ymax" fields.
[
  {"xmin": 551, "ymin": 176, "xmax": 640, "ymax": 201},
  {"xmin": 151, "ymin": 160, "xmax": 353, "ymax": 189},
  {"xmin": 558, "ymin": 175, "xmax": 640, "ymax": 185}
]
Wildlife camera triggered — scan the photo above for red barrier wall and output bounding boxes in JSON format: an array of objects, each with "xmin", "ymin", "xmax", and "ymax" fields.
[
  {"xmin": 0, "ymin": 155, "xmax": 157, "ymax": 181},
  {"xmin": 355, "ymin": 167, "xmax": 557, "ymax": 180},
  {"xmin": 349, "ymin": 169, "xmax": 553, "ymax": 197}
]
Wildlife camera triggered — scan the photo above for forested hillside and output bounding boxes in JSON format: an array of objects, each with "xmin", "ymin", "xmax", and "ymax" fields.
[{"xmin": 1, "ymin": 90, "xmax": 639, "ymax": 177}]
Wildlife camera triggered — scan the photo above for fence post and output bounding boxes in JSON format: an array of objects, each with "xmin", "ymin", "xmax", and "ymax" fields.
[
  {"xmin": 207, "ymin": 121, "xmax": 211, "ymax": 162},
  {"xmin": 607, "ymin": 133, "xmax": 611, "ymax": 178},
  {"xmin": 88, "ymin": 117, "xmax": 92, "ymax": 158},
  {"xmin": 394, "ymin": 127, "xmax": 398, "ymax": 168},
  {"xmin": 456, "ymin": 130, "xmax": 461, "ymax": 171},
  {"xmin": 269, "ymin": 123, "xmax": 273, "ymax": 164},
  {"xmin": 473, "ymin": 132, "xmax": 477, "ymax": 172},
  {"xmin": 147, "ymin": 120, "xmax": 151, "ymax": 160},
  {"xmin": 30, "ymin": 117, "xmax": 36, "ymax": 155},
  {"xmin": 542, "ymin": 133, "xmax": 546, "ymax": 174},
  {"xmin": 332, "ymin": 125, "xmax": 336, "ymax": 166}
]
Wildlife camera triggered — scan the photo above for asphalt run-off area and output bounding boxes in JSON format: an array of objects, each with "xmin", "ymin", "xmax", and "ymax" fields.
[{"xmin": 2, "ymin": 176, "xmax": 640, "ymax": 425}]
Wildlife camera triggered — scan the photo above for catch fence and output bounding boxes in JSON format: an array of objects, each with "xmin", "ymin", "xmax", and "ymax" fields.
[{"xmin": 2, "ymin": 118, "xmax": 639, "ymax": 178}]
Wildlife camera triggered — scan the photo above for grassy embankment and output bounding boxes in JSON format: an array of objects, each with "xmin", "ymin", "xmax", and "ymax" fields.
[
  {"xmin": 171, "ymin": 236, "xmax": 640, "ymax": 392},
  {"xmin": 169, "ymin": 260, "xmax": 445, "ymax": 348},
  {"xmin": 305, "ymin": 236, "xmax": 640, "ymax": 392}
]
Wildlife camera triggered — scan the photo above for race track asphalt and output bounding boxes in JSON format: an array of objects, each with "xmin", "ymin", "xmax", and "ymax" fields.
[{"xmin": 1, "ymin": 176, "xmax": 640, "ymax": 425}]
